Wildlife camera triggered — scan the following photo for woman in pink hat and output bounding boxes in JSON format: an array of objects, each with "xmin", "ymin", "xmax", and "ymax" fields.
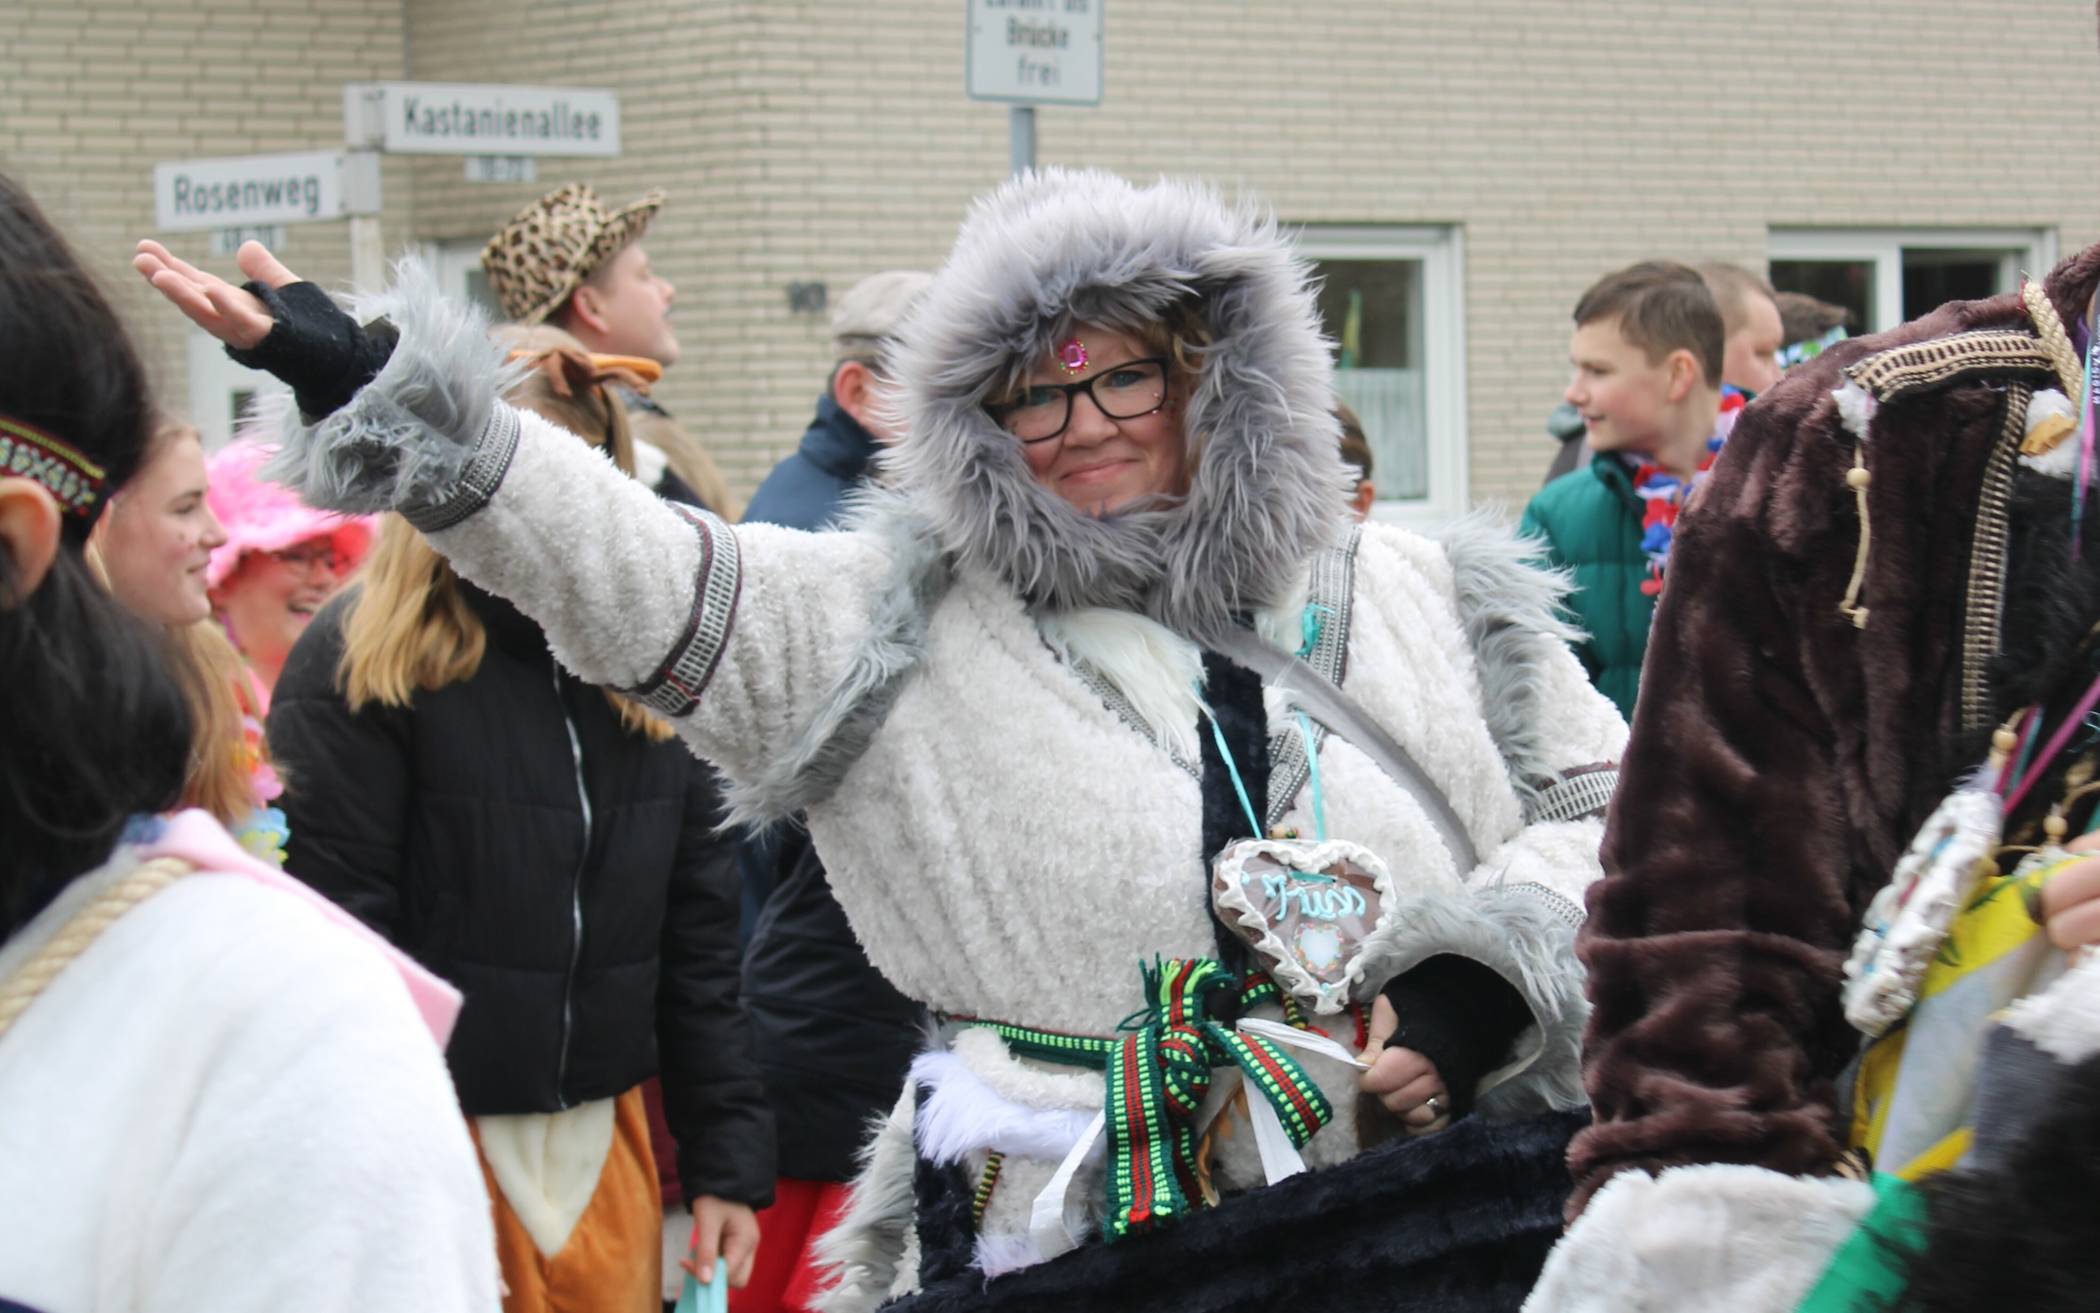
[{"xmin": 204, "ymin": 437, "xmax": 373, "ymax": 702}]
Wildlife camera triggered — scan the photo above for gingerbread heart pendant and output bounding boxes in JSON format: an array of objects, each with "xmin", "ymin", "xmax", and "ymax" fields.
[{"xmin": 1211, "ymin": 838, "xmax": 1397, "ymax": 1014}]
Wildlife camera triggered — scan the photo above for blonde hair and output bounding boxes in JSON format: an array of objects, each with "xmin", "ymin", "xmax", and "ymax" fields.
[
  {"xmin": 338, "ymin": 330, "xmax": 673, "ymax": 742},
  {"xmin": 85, "ymin": 419, "xmax": 279, "ymax": 829}
]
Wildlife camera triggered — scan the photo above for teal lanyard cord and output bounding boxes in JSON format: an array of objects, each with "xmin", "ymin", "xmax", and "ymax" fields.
[
  {"xmin": 1201, "ymin": 600, "xmax": 1337, "ymax": 843},
  {"xmin": 1295, "ymin": 711, "xmax": 1328, "ymax": 842},
  {"xmin": 1205, "ymin": 707, "xmax": 1266, "ymax": 838}
]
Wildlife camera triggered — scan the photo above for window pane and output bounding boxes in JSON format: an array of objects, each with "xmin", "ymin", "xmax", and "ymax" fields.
[
  {"xmin": 1312, "ymin": 258, "xmax": 1428, "ymax": 500},
  {"xmin": 1770, "ymin": 259, "xmax": 1874, "ymax": 339},
  {"xmin": 1901, "ymin": 249, "xmax": 2007, "ymax": 321}
]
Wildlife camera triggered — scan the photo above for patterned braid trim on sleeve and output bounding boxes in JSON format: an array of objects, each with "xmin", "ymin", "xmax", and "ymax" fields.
[
  {"xmin": 621, "ymin": 505, "xmax": 742, "ymax": 718},
  {"xmin": 1523, "ymin": 764, "xmax": 1619, "ymax": 826},
  {"xmin": 401, "ymin": 403, "xmax": 522, "ymax": 534},
  {"xmin": 1493, "ymin": 881, "xmax": 1585, "ymax": 932}
]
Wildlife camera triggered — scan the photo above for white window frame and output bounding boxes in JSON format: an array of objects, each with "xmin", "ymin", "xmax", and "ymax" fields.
[
  {"xmin": 423, "ymin": 237, "xmax": 501, "ymax": 315},
  {"xmin": 1767, "ymin": 227, "xmax": 2058, "ymax": 335},
  {"xmin": 1291, "ymin": 224, "xmax": 1468, "ymax": 528}
]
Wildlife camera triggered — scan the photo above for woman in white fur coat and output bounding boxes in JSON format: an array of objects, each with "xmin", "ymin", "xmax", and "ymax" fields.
[{"xmin": 138, "ymin": 169, "xmax": 1625, "ymax": 1311}]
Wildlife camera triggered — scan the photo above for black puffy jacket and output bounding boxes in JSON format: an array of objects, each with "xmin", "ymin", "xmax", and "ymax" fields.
[{"xmin": 268, "ymin": 582, "xmax": 773, "ymax": 1207}]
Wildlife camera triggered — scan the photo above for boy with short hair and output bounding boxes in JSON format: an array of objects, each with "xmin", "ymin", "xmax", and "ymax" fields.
[
  {"xmin": 1697, "ymin": 260, "xmax": 1785, "ymax": 398},
  {"xmin": 1519, "ymin": 260, "xmax": 1734, "ymax": 719}
]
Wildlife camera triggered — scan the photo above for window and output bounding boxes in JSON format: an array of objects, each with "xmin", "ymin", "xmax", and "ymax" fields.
[
  {"xmin": 185, "ymin": 328, "xmax": 287, "ymax": 452},
  {"xmin": 1293, "ymin": 225, "xmax": 1468, "ymax": 525},
  {"xmin": 1767, "ymin": 229, "xmax": 2057, "ymax": 337},
  {"xmin": 425, "ymin": 237, "xmax": 504, "ymax": 318}
]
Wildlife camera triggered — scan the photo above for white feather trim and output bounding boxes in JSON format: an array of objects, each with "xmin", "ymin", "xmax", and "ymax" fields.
[
  {"xmin": 910, "ymin": 1049, "xmax": 1099, "ymax": 1166},
  {"xmin": 1038, "ymin": 607, "xmax": 1205, "ymax": 763}
]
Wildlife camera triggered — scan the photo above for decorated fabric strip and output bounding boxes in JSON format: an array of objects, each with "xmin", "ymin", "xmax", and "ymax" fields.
[
  {"xmin": 623, "ymin": 504, "xmax": 742, "ymax": 718},
  {"xmin": 0, "ymin": 413, "xmax": 106, "ymax": 519},
  {"xmin": 1524, "ymin": 765, "xmax": 1619, "ymax": 826},
  {"xmin": 955, "ymin": 960, "xmax": 1333, "ymax": 1244},
  {"xmin": 402, "ymin": 402, "xmax": 521, "ymax": 534}
]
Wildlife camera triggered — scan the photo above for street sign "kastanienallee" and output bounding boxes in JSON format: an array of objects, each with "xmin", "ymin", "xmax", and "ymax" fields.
[{"xmin": 344, "ymin": 82, "xmax": 621, "ymax": 157}]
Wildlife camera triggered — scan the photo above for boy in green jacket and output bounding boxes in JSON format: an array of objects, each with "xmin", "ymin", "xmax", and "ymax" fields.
[{"xmin": 1520, "ymin": 261, "xmax": 1735, "ymax": 720}]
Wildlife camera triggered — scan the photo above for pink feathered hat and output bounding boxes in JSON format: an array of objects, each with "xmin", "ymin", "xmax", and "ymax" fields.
[{"xmin": 205, "ymin": 440, "xmax": 376, "ymax": 590}]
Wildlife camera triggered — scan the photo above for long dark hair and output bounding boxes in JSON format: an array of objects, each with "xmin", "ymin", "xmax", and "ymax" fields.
[{"xmin": 0, "ymin": 173, "xmax": 192, "ymax": 935}]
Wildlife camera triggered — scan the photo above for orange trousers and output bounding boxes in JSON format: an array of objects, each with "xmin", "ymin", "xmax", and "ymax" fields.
[{"xmin": 474, "ymin": 1087, "xmax": 663, "ymax": 1313}]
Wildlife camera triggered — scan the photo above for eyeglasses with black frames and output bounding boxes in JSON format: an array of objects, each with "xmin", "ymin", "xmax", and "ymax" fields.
[{"xmin": 987, "ymin": 357, "xmax": 1171, "ymax": 445}]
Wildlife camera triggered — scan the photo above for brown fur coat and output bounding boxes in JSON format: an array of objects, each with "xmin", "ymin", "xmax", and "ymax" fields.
[{"xmin": 1570, "ymin": 242, "xmax": 2100, "ymax": 1208}]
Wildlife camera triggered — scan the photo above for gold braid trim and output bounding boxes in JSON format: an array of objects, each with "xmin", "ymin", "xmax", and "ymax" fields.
[
  {"xmin": 1844, "ymin": 329, "xmax": 2056, "ymax": 404},
  {"xmin": 0, "ymin": 857, "xmax": 191, "ymax": 1043},
  {"xmin": 2021, "ymin": 280, "xmax": 2086, "ymax": 407}
]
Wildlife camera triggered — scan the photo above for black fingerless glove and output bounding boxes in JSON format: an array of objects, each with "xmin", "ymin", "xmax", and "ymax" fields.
[
  {"xmin": 1377, "ymin": 954, "xmax": 1532, "ymax": 1120},
  {"xmin": 224, "ymin": 280, "xmax": 401, "ymax": 423}
]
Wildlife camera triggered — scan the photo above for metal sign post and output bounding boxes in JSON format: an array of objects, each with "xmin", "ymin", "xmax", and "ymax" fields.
[{"xmin": 965, "ymin": 0, "xmax": 1103, "ymax": 177}]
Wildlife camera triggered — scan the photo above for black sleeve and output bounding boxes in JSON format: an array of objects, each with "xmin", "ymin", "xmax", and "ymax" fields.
[
  {"xmin": 266, "ymin": 598, "xmax": 413, "ymax": 941},
  {"xmin": 1379, "ymin": 954, "xmax": 1532, "ymax": 1119},
  {"xmin": 657, "ymin": 760, "xmax": 777, "ymax": 1209}
]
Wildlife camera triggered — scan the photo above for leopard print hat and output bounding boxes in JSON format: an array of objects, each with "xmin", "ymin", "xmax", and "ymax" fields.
[{"xmin": 479, "ymin": 182, "xmax": 665, "ymax": 325}]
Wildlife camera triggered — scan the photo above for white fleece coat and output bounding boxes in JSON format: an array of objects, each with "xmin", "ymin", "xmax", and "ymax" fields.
[
  {"xmin": 406, "ymin": 404, "xmax": 1627, "ymax": 1268},
  {"xmin": 0, "ymin": 843, "xmax": 499, "ymax": 1312},
  {"xmin": 259, "ymin": 172, "xmax": 1626, "ymax": 1295}
]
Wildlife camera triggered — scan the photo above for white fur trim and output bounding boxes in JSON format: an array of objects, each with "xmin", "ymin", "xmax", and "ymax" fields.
[
  {"xmin": 910, "ymin": 1048, "xmax": 1098, "ymax": 1166},
  {"xmin": 1523, "ymin": 1165, "xmax": 1876, "ymax": 1313},
  {"xmin": 1832, "ymin": 380, "xmax": 1878, "ymax": 442},
  {"xmin": 1039, "ymin": 606, "xmax": 1205, "ymax": 764},
  {"xmin": 2002, "ymin": 949, "xmax": 2100, "ymax": 1065},
  {"xmin": 973, "ymin": 1230, "xmax": 1047, "ymax": 1280},
  {"xmin": 474, "ymin": 1099, "xmax": 617, "ymax": 1260}
]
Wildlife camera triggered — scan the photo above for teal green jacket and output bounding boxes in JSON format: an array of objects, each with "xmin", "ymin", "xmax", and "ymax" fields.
[{"xmin": 1518, "ymin": 455, "xmax": 1652, "ymax": 720}]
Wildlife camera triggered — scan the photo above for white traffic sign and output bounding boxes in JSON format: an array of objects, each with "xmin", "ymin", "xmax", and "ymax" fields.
[
  {"xmin": 966, "ymin": 0, "xmax": 1103, "ymax": 106},
  {"xmin": 345, "ymin": 82, "xmax": 619, "ymax": 157},
  {"xmin": 153, "ymin": 150, "xmax": 374, "ymax": 233}
]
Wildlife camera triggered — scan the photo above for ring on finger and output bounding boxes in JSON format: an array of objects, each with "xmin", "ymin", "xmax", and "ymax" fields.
[{"xmin": 1425, "ymin": 1094, "xmax": 1443, "ymax": 1118}]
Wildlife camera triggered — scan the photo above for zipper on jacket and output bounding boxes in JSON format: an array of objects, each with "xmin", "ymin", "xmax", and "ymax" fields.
[{"xmin": 554, "ymin": 663, "xmax": 592, "ymax": 1108}]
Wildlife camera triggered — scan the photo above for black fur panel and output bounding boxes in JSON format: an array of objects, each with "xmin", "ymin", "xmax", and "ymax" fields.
[
  {"xmin": 1890, "ymin": 1052, "xmax": 2100, "ymax": 1312},
  {"xmin": 1199, "ymin": 649, "xmax": 1271, "ymax": 971},
  {"xmin": 913, "ymin": 1085, "xmax": 982, "ymax": 1290},
  {"xmin": 881, "ymin": 1110, "xmax": 1586, "ymax": 1313}
]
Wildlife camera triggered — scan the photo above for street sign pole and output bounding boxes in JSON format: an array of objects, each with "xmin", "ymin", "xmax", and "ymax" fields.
[
  {"xmin": 966, "ymin": 0, "xmax": 1101, "ymax": 181},
  {"xmin": 1010, "ymin": 105, "xmax": 1036, "ymax": 177}
]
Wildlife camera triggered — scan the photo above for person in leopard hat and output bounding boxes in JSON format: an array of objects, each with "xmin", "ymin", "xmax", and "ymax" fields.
[{"xmin": 482, "ymin": 182, "xmax": 742, "ymax": 518}]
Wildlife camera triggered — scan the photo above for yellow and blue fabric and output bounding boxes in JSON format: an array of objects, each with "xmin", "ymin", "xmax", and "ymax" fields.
[{"xmin": 1847, "ymin": 859, "xmax": 2065, "ymax": 1180}]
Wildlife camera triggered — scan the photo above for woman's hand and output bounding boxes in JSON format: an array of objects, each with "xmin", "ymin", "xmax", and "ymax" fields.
[
  {"xmin": 1358, "ymin": 993, "xmax": 1452, "ymax": 1134},
  {"xmin": 2041, "ymin": 831, "xmax": 2100, "ymax": 953},
  {"xmin": 133, "ymin": 239, "xmax": 297, "ymax": 350},
  {"xmin": 683, "ymin": 1194, "xmax": 761, "ymax": 1289}
]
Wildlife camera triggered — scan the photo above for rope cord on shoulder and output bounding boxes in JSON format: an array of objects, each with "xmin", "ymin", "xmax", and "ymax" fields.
[{"xmin": 0, "ymin": 857, "xmax": 191, "ymax": 1043}]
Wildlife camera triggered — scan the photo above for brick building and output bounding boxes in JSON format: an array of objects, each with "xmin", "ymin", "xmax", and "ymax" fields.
[{"xmin": 7, "ymin": 0, "xmax": 2099, "ymax": 518}]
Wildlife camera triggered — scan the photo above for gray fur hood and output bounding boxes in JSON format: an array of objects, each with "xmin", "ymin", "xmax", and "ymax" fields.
[{"xmin": 883, "ymin": 168, "xmax": 1354, "ymax": 641}]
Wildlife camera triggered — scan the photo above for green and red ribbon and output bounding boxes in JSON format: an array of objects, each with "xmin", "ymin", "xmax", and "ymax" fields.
[{"xmin": 966, "ymin": 959, "xmax": 1334, "ymax": 1243}]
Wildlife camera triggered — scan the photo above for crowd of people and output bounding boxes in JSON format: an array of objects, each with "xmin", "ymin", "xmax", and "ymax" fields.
[{"xmin": 7, "ymin": 133, "xmax": 2100, "ymax": 1313}]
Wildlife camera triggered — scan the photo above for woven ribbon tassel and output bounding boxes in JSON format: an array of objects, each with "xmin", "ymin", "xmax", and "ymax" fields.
[{"xmin": 1100, "ymin": 958, "xmax": 1332, "ymax": 1240}]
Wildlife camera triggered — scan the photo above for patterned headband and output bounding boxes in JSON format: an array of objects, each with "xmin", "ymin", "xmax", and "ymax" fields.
[{"xmin": 0, "ymin": 414, "xmax": 107, "ymax": 519}]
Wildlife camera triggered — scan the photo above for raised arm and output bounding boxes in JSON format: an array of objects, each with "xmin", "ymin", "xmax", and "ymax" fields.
[{"xmin": 135, "ymin": 242, "xmax": 891, "ymax": 785}]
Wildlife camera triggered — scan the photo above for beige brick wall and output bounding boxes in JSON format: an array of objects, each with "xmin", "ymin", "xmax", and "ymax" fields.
[
  {"xmin": 15, "ymin": 0, "xmax": 2100, "ymax": 510},
  {"xmin": 0, "ymin": 0, "xmax": 411, "ymax": 436}
]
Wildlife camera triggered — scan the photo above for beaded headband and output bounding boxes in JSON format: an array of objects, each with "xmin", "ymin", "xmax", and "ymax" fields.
[{"xmin": 0, "ymin": 413, "xmax": 107, "ymax": 519}]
